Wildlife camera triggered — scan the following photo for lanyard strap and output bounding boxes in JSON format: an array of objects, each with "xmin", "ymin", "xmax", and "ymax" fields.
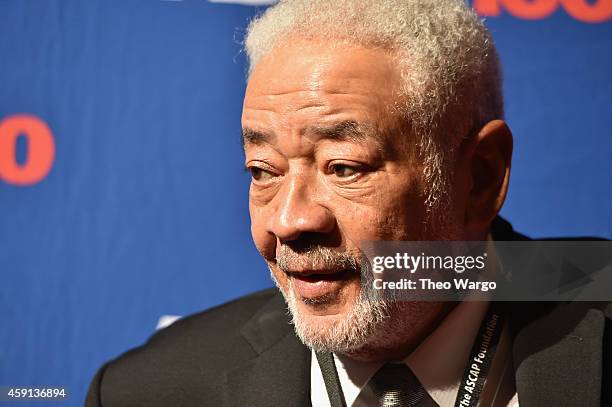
[
  {"xmin": 454, "ymin": 303, "xmax": 505, "ymax": 407},
  {"xmin": 315, "ymin": 350, "xmax": 347, "ymax": 407},
  {"xmin": 317, "ymin": 303, "xmax": 505, "ymax": 407}
]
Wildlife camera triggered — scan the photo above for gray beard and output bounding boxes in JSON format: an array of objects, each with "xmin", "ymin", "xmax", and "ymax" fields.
[
  {"xmin": 270, "ymin": 262, "xmax": 414, "ymax": 355},
  {"xmin": 269, "ymin": 201, "xmax": 461, "ymax": 355},
  {"xmin": 287, "ymin": 278, "xmax": 388, "ymax": 352}
]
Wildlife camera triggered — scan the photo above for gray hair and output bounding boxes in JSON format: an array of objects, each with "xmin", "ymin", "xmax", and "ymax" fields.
[{"xmin": 244, "ymin": 0, "xmax": 503, "ymax": 225}]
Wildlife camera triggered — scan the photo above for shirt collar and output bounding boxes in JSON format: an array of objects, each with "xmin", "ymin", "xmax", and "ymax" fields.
[{"xmin": 311, "ymin": 300, "xmax": 491, "ymax": 407}]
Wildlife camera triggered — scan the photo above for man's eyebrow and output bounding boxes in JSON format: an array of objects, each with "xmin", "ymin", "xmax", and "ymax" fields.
[
  {"xmin": 306, "ymin": 120, "xmax": 382, "ymax": 146},
  {"xmin": 241, "ymin": 120, "xmax": 381, "ymax": 147},
  {"xmin": 242, "ymin": 128, "xmax": 274, "ymax": 146}
]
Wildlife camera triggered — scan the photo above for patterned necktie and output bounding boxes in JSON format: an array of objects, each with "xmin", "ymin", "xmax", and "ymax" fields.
[{"xmin": 369, "ymin": 363, "xmax": 439, "ymax": 407}]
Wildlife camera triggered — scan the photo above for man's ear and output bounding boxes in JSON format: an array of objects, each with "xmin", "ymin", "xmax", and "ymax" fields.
[{"xmin": 463, "ymin": 119, "xmax": 513, "ymax": 236}]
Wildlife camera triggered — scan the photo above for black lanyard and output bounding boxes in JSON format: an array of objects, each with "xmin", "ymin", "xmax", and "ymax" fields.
[
  {"xmin": 316, "ymin": 303, "xmax": 505, "ymax": 407},
  {"xmin": 315, "ymin": 350, "xmax": 347, "ymax": 407},
  {"xmin": 454, "ymin": 302, "xmax": 505, "ymax": 407}
]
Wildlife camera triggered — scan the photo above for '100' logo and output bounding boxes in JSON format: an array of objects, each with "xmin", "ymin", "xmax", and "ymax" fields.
[
  {"xmin": 0, "ymin": 115, "xmax": 55, "ymax": 186},
  {"xmin": 473, "ymin": 0, "xmax": 612, "ymax": 22}
]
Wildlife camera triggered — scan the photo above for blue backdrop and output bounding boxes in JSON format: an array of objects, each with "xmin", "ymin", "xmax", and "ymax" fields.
[{"xmin": 1, "ymin": 1, "xmax": 611, "ymax": 405}]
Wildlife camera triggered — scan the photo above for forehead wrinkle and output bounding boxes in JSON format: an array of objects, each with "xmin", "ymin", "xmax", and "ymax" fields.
[{"xmin": 248, "ymin": 90, "xmax": 352, "ymax": 115}]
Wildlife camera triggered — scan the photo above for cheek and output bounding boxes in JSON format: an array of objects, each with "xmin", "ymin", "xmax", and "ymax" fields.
[
  {"xmin": 332, "ymin": 180, "xmax": 427, "ymax": 241},
  {"xmin": 333, "ymin": 203, "xmax": 395, "ymax": 242},
  {"xmin": 249, "ymin": 200, "xmax": 278, "ymax": 261},
  {"xmin": 387, "ymin": 190, "xmax": 427, "ymax": 237}
]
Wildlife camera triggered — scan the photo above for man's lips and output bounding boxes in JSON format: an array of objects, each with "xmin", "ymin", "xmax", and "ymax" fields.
[{"xmin": 286, "ymin": 269, "xmax": 356, "ymax": 299}]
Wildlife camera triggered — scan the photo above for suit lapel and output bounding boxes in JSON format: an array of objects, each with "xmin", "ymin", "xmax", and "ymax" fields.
[
  {"xmin": 495, "ymin": 218, "xmax": 606, "ymax": 405},
  {"xmin": 223, "ymin": 293, "xmax": 311, "ymax": 407},
  {"xmin": 510, "ymin": 302, "xmax": 606, "ymax": 407}
]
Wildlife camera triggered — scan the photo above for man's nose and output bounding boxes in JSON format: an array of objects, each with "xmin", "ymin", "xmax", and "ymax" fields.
[{"xmin": 267, "ymin": 174, "xmax": 335, "ymax": 242}]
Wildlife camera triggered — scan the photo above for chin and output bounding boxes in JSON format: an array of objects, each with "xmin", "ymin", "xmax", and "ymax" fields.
[
  {"xmin": 293, "ymin": 305, "xmax": 348, "ymax": 336},
  {"xmin": 281, "ymin": 282, "xmax": 393, "ymax": 354}
]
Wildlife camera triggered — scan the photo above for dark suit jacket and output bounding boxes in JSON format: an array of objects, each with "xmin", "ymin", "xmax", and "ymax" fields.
[{"xmin": 86, "ymin": 218, "xmax": 612, "ymax": 406}]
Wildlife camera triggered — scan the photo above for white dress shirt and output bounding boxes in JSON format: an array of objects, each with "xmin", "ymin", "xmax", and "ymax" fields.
[{"xmin": 311, "ymin": 301, "xmax": 520, "ymax": 407}]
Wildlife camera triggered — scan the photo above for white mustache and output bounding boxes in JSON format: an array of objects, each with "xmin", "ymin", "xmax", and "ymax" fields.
[{"xmin": 276, "ymin": 244, "xmax": 360, "ymax": 273}]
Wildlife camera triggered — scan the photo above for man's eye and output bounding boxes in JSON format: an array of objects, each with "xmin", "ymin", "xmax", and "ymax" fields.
[
  {"xmin": 329, "ymin": 164, "xmax": 359, "ymax": 178},
  {"xmin": 249, "ymin": 167, "xmax": 275, "ymax": 182}
]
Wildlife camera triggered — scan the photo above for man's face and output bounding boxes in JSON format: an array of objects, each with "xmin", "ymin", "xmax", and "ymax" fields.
[{"xmin": 242, "ymin": 40, "xmax": 455, "ymax": 355}]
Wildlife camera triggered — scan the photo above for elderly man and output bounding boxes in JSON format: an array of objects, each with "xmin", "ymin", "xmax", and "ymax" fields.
[{"xmin": 87, "ymin": 1, "xmax": 611, "ymax": 406}]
